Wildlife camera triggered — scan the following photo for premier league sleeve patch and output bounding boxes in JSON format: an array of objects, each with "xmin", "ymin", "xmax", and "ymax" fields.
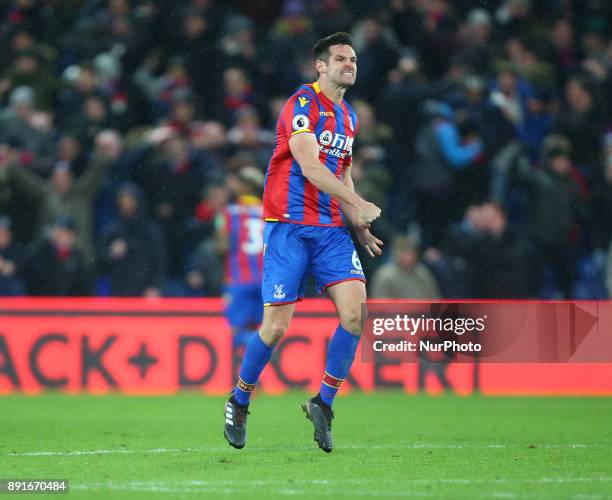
[{"xmin": 291, "ymin": 114, "xmax": 311, "ymax": 135}]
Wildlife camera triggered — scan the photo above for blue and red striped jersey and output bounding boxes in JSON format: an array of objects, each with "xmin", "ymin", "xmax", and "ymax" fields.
[
  {"xmin": 219, "ymin": 196, "xmax": 264, "ymax": 285},
  {"xmin": 263, "ymin": 81, "xmax": 359, "ymax": 226}
]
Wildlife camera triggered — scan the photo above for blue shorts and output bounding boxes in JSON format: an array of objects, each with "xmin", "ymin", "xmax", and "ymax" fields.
[
  {"xmin": 262, "ymin": 222, "xmax": 366, "ymax": 306},
  {"xmin": 224, "ymin": 282, "xmax": 263, "ymax": 328}
]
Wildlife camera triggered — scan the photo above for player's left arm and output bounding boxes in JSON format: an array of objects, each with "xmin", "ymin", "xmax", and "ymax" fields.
[
  {"xmin": 214, "ymin": 213, "xmax": 230, "ymax": 255},
  {"xmin": 341, "ymin": 162, "xmax": 383, "ymax": 257}
]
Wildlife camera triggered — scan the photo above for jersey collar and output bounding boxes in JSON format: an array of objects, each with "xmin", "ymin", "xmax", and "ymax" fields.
[{"xmin": 311, "ymin": 81, "xmax": 342, "ymax": 107}]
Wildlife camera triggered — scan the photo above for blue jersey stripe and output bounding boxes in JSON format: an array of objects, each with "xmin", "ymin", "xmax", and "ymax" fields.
[
  {"xmin": 313, "ymin": 100, "xmax": 331, "ymax": 225},
  {"xmin": 317, "ymin": 102, "xmax": 344, "ymax": 225},
  {"xmin": 229, "ymin": 212, "xmax": 241, "ymax": 282}
]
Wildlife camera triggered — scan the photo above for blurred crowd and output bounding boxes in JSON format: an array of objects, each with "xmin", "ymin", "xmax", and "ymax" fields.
[{"xmin": 0, "ymin": 0, "xmax": 611, "ymax": 299}]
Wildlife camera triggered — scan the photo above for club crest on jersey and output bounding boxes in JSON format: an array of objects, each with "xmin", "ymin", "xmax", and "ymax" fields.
[
  {"xmin": 292, "ymin": 114, "xmax": 309, "ymax": 131},
  {"xmin": 273, "ymin": 284, "xmax": 286, "ymax": 300},
  {"xmin": 298, "ymin": 96, "xmax": 309, "ymax": 107},
  {"xmin": 319, "ymin": 130, "xmax": 333, "ymax": 146}
]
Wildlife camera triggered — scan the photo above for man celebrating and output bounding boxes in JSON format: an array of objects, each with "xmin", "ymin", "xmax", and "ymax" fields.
[{"xmin": 224, "ymin": 32, "xmax": 383, "ymax": 453}]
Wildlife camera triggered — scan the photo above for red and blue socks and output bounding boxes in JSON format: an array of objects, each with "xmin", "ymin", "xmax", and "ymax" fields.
[
  {"xmin": 233, "ymin": 332, "xmax": 273, "ymax": 406},
  {"xmin": 319, "ymin": 324, "xmax": 360, "ymax": 407},
  {"xmin": 233, "ymin": 325, "xmax": 360, "ymax": 408}
]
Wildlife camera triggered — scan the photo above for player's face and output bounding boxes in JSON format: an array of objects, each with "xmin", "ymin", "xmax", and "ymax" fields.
[{"xmin": 323, "ymin": 44, "xmax": 357, "ymax": 88}]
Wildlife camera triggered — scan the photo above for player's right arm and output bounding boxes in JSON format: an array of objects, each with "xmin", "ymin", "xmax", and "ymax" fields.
[{"xmin": 288, "ymin": 133, "xmax": 381, "ymax": 225}]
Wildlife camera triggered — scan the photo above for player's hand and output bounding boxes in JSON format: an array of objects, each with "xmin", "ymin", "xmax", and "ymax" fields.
[
  {"xmin": 356, "ymin": 201, "xmax": 381, "ymax": 226},
  {"xmin": 355, "ymin": 226, "xmax": 383, "ymax": 257}
]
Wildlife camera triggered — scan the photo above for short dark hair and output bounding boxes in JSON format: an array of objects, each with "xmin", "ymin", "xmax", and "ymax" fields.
[{"xmin": 312, "ymin": 32, "xmax": 354, "ymax": 62}]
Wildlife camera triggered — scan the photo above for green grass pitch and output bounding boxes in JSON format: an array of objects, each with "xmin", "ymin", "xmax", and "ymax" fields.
[{"xmin": 2, "ymin": 393, "xmax": 611, "ymax": 499}]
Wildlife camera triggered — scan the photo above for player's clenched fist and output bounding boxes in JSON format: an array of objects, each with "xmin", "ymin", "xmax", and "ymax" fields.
[{"xmin": 356, "ymin": 200, "xmax": 381, "ymax": 226}]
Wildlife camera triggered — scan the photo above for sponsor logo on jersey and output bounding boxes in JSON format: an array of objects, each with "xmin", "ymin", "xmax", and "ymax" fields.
[
  {"xmin": 320, "ymin": 111, "xmax": 335, "ymax": 117},
  {"xmin": 317, "ymin": 130, "xmax": 354, "ymax": 158}
]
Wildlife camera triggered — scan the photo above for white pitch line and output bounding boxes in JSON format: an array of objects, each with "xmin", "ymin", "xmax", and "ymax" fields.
[
  {"xmin": 4, "ymin": 447, "xmax": 227, "ymax": 457},
  {"xmin": 4, "ymin": 442, "xmax": 605, "ymax": 457},
  {"xmin": 72, "ymin": 478, "xmax": 612, "ymax": 486},
  {"xmin": 71, "ymin": 483, "xmax": 437, "ymax": 497},
  {"xmin": 68, "ymin": 479, "xmax": 612, "ymax": 499}
]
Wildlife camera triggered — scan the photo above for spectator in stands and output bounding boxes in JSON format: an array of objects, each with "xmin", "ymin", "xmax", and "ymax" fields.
[
  {"xmin": 161, "ymin": 6, "xmax": 220, "ymax": 118},
  {"xmin": 512, "ymin": 135, "xmax": 587, "ymax": 297},
  {"xmin": 370, "ymin": 235, "xmax": 440, "ymax": 299},
  {"xmin": 378, "ymin": 50, "xmax": 459, "ymax": 157},
  {"xmin": 351, "ymin": 17, "xmax": 398, "ymax": 102},
  {"xmin": 214, "ymin": 67, "xmax": 257, "ymax": 127},
  {"xmin": 220, "ymin": 15, "xmax": 262, "ymax": 88},
  {"xmin": 25, "ymin": 133, "xmax": 85, "ymax": 178},
  {"xmin": 135, "ymin": 131, "xmax": 204, "ymax": 276},
  {"xmin": 486, "ymin": 63, "xmax": 556, "ymax": 164},
  {"xmin": 443, "ymin": 202, "xmax": 532, "ymax": 298},
  {"xmin": 0, "ymin": 86, "xmax": 54, "ymax": 161},
  {"xmin": 0, "ymin": 216, "xmax": 25, "ymax": 296},
  {"xmin": 132, "ymin": 55, "xmax": 193, "ymax": 121},
  {"xmin": 57, "ymin": 63, "xmax": 103, "ymax": 131},
  {"xmin": 23, "ymin": 216, "xmax": 92, "ymax": 296},
  {"xmin": 99, "ymin": 183, "xmax": 165, "ymax": 297},
  {"xmin": 551, "ymin": 19, "xmax": 580, "ymax": 85},
  {"xmin": 190, "ymin": 120, "xmax": 229, "ymax": 184},
  {"xmin": 163, "ymin": 92, "xmax": 198, "ymax": 136},
  {"xmin": 553, "ymin": 74, "xmax": 605, "ymax": 180},
  {"xmin": 590, "ymin": 131, "xmax": 612, "ymax": 251},
  {"xmin": 73, "ymin": 95, "xmax": 114, "ymax": 148},
  {"xmin": 456, "ymin": 9, "xmax": 495, "ymax": 78},
  {"xmin": 171, "ymin": 182, "xmax": 228, "ymax": 298},
  {"xmin": 227, "ymin": 107, "xmax": 275, "ymax": 169},
  {"xmin": 0, "ymin": 49, "xmax": 58, "ymax": 110},
  {"xmin": 412, "ymin": 100, "xmax": 485, "ymax": 246},
  {"xmin": 3, "ymin": 130, "xmax": 122, "ymax": 262},
  {"xmin": 495, "ymin": 0, "xmax": 540, "ymax": 42}
]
